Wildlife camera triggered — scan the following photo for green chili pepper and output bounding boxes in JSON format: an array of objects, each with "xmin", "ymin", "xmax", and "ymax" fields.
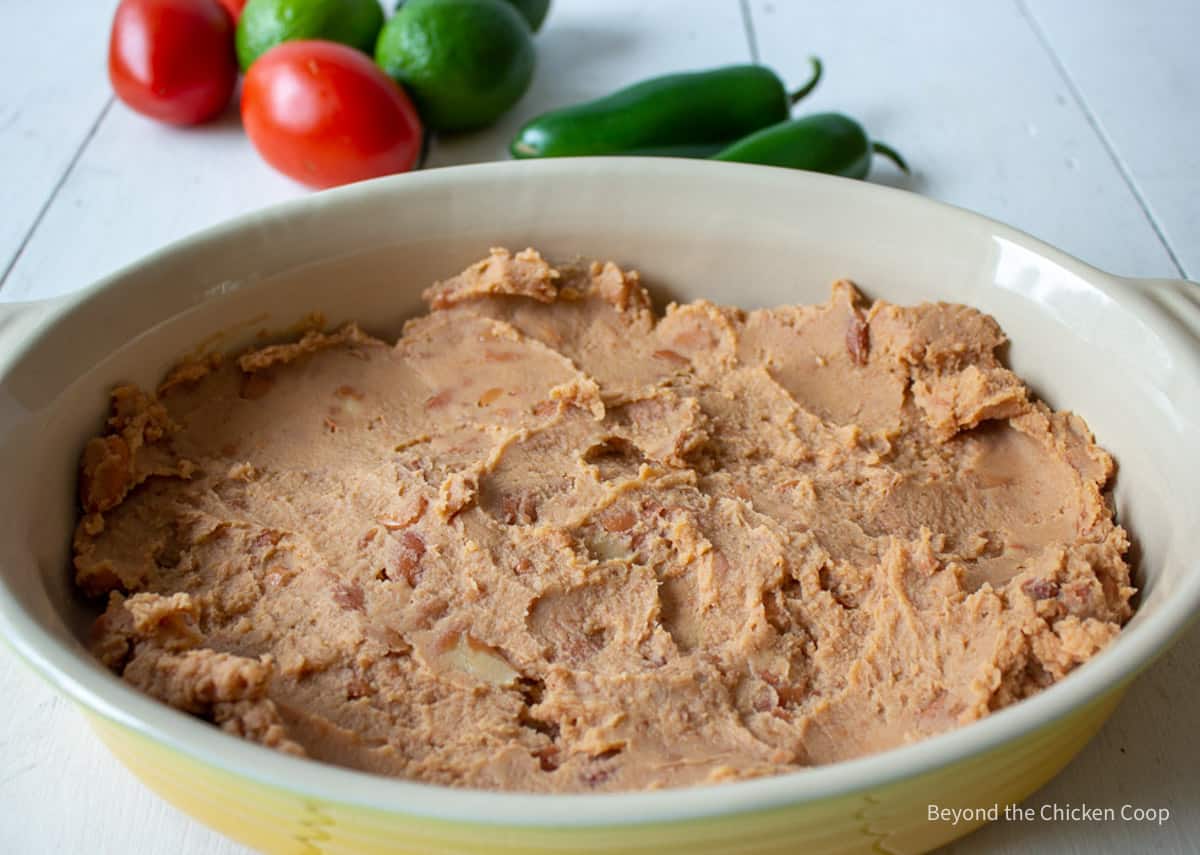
[
  {"xmin": 510, "ymin": 59, "xmax": 823, "ymax": 159},
  {"xmin": 712, "ymin": 113, "xmax": 909, "ymax": 179}
]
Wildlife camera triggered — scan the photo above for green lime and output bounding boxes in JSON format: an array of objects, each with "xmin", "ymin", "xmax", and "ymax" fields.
[
  {"xmin": 375, "ymin": 0, "xmax": 536, "ymax": 132},
  {"xmin": 236, "ymin": 0, "xmax": 385, "ymax": 71},
  {"xmin": 503, "ymin": 0, "xmax": 551, "ymax": 32},
  {"xmin": 396, "ymin": 0, "xmax": 551, "ymax": 29}
]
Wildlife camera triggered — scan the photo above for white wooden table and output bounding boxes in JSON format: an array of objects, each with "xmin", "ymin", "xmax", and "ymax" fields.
[{"xmin": 1, "ymin": 1, "xmax": 1196, "ymax": 852}]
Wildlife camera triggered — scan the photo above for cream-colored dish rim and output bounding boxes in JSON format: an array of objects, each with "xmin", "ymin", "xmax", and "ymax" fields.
[{"xmin": 0, "ymin": 159, "xmax": 1197, "ymax": 828}]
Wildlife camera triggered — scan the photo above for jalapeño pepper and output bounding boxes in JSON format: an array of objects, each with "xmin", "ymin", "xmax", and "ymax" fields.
[
  {"xmin": 713, "ymin": 113, "xmax": 909, "ymax": 179},
  {"xmin": 510, "ymin": 59, "xmax": 822, "ymax": 159}
]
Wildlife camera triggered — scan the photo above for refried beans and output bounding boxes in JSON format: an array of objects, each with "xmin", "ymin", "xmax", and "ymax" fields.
[{"xmin": 73, "ymin": 248, "xmax": 1134, "ymax": 792}]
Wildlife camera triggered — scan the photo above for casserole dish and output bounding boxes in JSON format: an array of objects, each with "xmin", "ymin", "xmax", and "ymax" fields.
[{"xmin": 1, "ymin": 158, "xmax": 1197, "ymax": 854}]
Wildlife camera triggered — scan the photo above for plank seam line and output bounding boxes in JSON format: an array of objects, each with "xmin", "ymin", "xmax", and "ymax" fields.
[
  {"xmin": 1016, "ymin": 0, "xmax": 1186, "ymax": 278},
  {"xmin": 738, "ymin": 0, "xmax": 760, "ymax": 62},
  {"xmin": 0, "ymin": 96, "xmax": 115, "ymax": 293}
]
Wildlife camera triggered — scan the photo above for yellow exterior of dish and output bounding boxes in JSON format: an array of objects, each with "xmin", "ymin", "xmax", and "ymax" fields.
[{"xmin": 86, "ymin": 686, "xmax": 1123, "ymax": 855}]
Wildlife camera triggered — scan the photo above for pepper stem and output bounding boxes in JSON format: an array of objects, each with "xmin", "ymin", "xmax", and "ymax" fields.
[
  {"xmin": 787, "ymin": 57, "xmax": 823, "ymax": 105},
  {"xmin": 872, "ymin": 142, "xmax": 910, "ymax": 174}
]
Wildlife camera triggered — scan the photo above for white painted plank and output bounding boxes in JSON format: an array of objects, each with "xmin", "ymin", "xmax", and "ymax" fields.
[
  {"xmin": 0, "ymin": 0, "xmax": 117, "ymax": 284},
  {"xmin": 0, "ymin": 650, "xmax": 249, "ymax": 855},
  {"xmin": 1023, "ymin": 0, "xmax": 1198, "ymax": 278},
  {"xmin": 427, "ymin": 0, "xmax": 752, "ymax": 166},
  {"xmin": 745, "ymin": 0, "xmax": 1179, "ymax": 279},
  {"xmin": 0, "ymin": 95, "xmax": 307, "ymax": 302}
]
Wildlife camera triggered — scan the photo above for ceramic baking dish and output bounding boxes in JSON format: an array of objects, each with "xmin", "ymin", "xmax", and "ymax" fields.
[{"xmin": 0, "ymin": 159, "xmax": 1197, "ymax": 855}]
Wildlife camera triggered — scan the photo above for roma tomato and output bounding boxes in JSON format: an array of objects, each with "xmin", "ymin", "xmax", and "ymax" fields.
[
  {"xmin": 217, "ymin": 0, "xmax": 246, "ymax": 20},
  {"xmin": 109, "ymin": 0, "xmax": 238, "ymax": 126},
  {"xmin": 241, "ymin": 41, "xmax": 423, "ymax": 189}
]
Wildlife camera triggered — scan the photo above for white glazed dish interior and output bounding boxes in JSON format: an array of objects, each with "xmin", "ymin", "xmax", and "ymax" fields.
[{"xmin": 0, "ymin": 158, "xmax": 1197, "ymax": 826}]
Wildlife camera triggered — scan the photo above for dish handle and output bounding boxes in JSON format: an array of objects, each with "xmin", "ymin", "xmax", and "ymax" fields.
[
  {"xmin": 1121, "ymin": 276, "xmax": 1200, "ymax": 336},
  {"xmin": 0, "ymin": 297, "xmax": 67, "ymax": 365}
]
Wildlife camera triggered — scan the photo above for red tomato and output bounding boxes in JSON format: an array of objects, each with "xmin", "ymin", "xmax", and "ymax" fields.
[
  {"xmin": 109, "ymin": 0, "xmax": 237, "ymax": 126},
  {"xmin": 216, "ymin": 0, "xmax": 246, "ymax": 20},
  {"xmin": 241, "ymin": 41, "xmax": 424, "ymax": 189}
]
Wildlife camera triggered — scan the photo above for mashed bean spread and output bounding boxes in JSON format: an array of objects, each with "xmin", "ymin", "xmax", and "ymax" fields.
[{"xmin": 75, "ymin": 249, "xmax": 1133, "ymax": 791}]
